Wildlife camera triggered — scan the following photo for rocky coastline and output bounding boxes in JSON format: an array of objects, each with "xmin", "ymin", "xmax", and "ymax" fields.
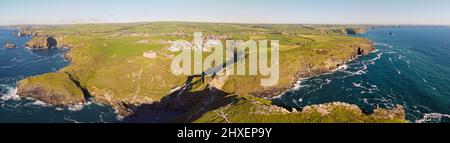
[
  {"xmin": 25, "ymin": 36, "xmax": 60, "ymax": 50},
  {"xmin": 16, "ymin": 36, "xmax": 378, "ymax": 117},
  {"xmin": 3, "ymin": 43, "xmax": 16, "ymax": 48},
  {"xmin": 13, "ymin": 24, "xmax": 405, "ymax": 122},
  {"xmin": 255, "ymin": 42, "xmax": 375, "ymax": 99}
]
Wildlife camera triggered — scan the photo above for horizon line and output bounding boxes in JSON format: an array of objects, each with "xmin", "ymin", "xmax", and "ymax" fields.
[{"xmin": 2, "ymin": 20, "xmax": 450, "ymax": 27}]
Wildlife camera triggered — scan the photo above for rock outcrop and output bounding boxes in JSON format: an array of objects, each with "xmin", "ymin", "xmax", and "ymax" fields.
[
  {"xmin": 16, "ymin": 27, "xmax": 37, "ymax": 37},
  {"xmin": 14, "ymin": 23, "xmax": 406, "ymax": 123},
  {"xmin": 3, "ymin": 43, "xmax": 16, "ymax": 48},
  {"xmin": 25, "ymin": 36, "xmax": 58, "ymax": 50},
  {"xmin": 345, "ymin": 28, "xmax": 367, "ymax": 35},
  {"xmin": 17, "ymin": 31, "xmax": 36, "ymax": 37},
  {"xmin": 16, "ymin": 73, "xmax": 86, "ymax": 106},
  {"xmin": 192, "ymin": 97, "xmax": 407, "ymax": 123},
  {"xmin": 254, "ymin": 41, "xmax": 375, "ymax": 99}
]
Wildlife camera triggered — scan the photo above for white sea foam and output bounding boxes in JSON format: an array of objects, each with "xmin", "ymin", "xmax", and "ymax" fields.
[
  {"xmin": 324, "ymin": 78, "xmax": 331, "ymax": 84},
  {"xmin": 68, "ymin": 102, "xmax": 92, "ymax": 111},
  {"xmin": 292, "ymin": 79, "xmax": 306, "ymax": 90},
  {"xmin": 272, "ymin": 78, "xmax": 308, "ymax": 99},
  {"xmin": 384, "ymin": 50, "xmax": 398, "ymax": 54},
  {"xmin": 361, "ymin": 98, "xmax": 369, "ymax": 104},
  {"xmin": 68, "ymin": 104, "xmax": 85, "ymax": 111},
  {"xmin": 352, "ymin": 82, "xmax": 363, "ymax": 88},
  {"xmin": 0, "ymin": 85, "xmax": 20, "ymax": 101},
  {"xmin": 352, "ymin": 82, "xmax": 379, "ymax": 94},
  {"xmin": 374, "ymin": 53, "xmax": 383, "ymax": 61},
  {"xmin": 336, "ymin": 64, "xmax": 349, "ymax": 70},
  {"xmin": 398, "ymin": 54, "xmax": 404, "ymax": 60},
  {"xmin": 10, "ymin": 57, "xmax": 17, "ymax": 62},
  {"xmin": 365, "ymin": 53, "xmax": 383, "ymax": 66},
  {"xmin": 395, "ymin": 68, "xmax": 402, "ymax": 74},
  {"xmin": 354, "ymin": 64, "xmax": 368, "ymax": 75},
  {"xmin": 64, "ymin": 116, "xmax": 82, "ymax": 123},
  {"xmin": 115, "ymin": 113, "xmax": 125, "ymax": 121},
  {"xmin": 0, "ymin": 66, "xmax": 14, "ymax": 69},
  {"xmin": 374, "ymin": 43, "xmax": 390, "ymax": 47},
  {"xmin": 416, "ymin": 113, "xmax": 450, "ymax": 123},
  {"xmin": 292, "ymin": 99, "xmax": 302, "ymax": 108},
  {"xmin": 422, "ymin": 78, "xmax": 428, "ymax": 83},
  {"xmin": 31, "ymin": 100, "xmax": 49, "ymax": 106}
]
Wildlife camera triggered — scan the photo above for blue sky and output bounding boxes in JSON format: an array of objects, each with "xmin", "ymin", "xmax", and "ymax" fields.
[{"xmin": 1, "ymin": 0, "xmax": 450, "ymax": 25}]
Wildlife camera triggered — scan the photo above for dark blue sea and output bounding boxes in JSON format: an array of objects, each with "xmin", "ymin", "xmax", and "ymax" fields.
[
  {"xmin": 273, "ymin": 27, "xmax": 450, "ymax": 123},
  {"xmin": 0, "ymin": 29, "xmax": 119, "ymax": 123},
  {"xmin": 1, "ymin": 27, "xmax": 450, "ymax": 123}
]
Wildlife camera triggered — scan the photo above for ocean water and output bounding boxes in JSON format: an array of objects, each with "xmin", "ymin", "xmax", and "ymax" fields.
[
  {"xmin": 2, "ymin": 27, "xmax": 450, "ymax": 123},
  {"xmin": 0, "ymin": 29, "xmax": 119, "ymax": 123},
  {"xmin": 273, "ymin": 27, "xmax": 450, "ymax": 123}
]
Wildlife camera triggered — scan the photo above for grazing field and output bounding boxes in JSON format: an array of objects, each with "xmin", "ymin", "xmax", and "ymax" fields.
[{"xmin": 15, "ymin": 22, "xmax": 405, "ymax": 122}]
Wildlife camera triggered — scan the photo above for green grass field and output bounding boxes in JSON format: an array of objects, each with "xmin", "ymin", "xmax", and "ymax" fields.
[{"xmin": 16, "ymin": 22, "xmax": 405, "ymax": 122}]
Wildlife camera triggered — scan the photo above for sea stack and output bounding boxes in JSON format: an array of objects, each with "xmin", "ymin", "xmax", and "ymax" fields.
[
  {"xmin": 25, "ymin": 36, "xmax": 58, "ymax": 50},
  {"xmin": 3, "ymin": 43, "xmax": 16, "ymax": 48}
]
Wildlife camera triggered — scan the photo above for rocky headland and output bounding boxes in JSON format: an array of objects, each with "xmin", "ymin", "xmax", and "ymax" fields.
[
  {"xmin": 14, "ymin": 23, "xmax": 406, "ymax": 123},
  {"xmin": 25, "ymin": 36, "xmax": 60, "ymax": 50}
]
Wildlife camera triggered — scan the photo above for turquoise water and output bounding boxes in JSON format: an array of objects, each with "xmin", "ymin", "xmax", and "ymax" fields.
[
  {"xmin": 273, "ymin": 27, "xmax": 450, "ymax": 123},
  {"xmin": 0, "ymin": 29, "xmax": 119, "ymax": 123}
]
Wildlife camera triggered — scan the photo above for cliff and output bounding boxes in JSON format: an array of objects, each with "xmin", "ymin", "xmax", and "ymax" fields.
[
  {"xmin": 15, "ymin": 23, "xmax": 406, "ymax": 122},
  {"xmin": 16, "ymin": 28, "xmax": 37, "ymax": 37},
  {"xmin": 345, "ymin": 28, "xmax": 367, "ymax": 34},
  {"xmin": 191, "ymin": 96, "xmax": 406, "ymax": 123},
  {"xmin": 25, "ymin": 36, "xmax": 59, "ymax": 50},
  {"xmin": 225, "ymin": 36, "xmax": 376, "ymax": 99},
  {"xmin": 17, "ymin": 73, "xmax": 86, "ymax": 106}
]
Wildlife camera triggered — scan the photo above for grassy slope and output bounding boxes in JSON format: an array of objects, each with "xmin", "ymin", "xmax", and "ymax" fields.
[
  {"xmin": 17, "ymin": 72, "xmax": 85, "ymax": 105},
  {"xmin": 17, "ymin": 22, "xmax": 405, "ymax": 122},
  {"xmin": 191, "ymin": 95, "xmax": 405, "ymax": 123},
  {"xmin": 221, "ymin": 35, "xmax": 373, "ymax": 97}
]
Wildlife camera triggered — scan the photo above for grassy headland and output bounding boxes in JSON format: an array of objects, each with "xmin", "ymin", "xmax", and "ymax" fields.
[{"xmin": 15, "ymin": 22, "xmax": 406, "ymax": 123}]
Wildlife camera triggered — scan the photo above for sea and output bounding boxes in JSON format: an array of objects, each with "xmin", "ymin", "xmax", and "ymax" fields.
[
  {"xmin": 273, "ymin": 27, "xmax": 450, "ymax": 123},
  {"xmin": 0, "ymin": 28, "xmax": 118, "ymax": 123},
  {"xmin": 1, "ymin": 27, "xmax": 450, "ymax": 123}
]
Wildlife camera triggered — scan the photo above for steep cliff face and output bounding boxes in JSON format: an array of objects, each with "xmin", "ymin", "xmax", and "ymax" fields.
[
  {"xmin": 16, "ymin": 29, "xmax": 37, "ymax": 37},
  {"xmin": 17, "ymin": 73, "xmax": 86, "ymax": 106},
  {"xmin": 189, "ymin": 95, "xmax": 406, "ymax": 123},
  {"xmin": 237, "ymin": 40, "xmax": 376, "ymax": 99},
  {"xmin": 25, "ymin": 36, "xmax": 59, "ymax": 50},
  {"xmin": 14, "ymin": 23, "xmax": 406, "ymax": 123},
  {"xmin": 345, "ymin": 28, "xmax": 367, "ymax": 34}
]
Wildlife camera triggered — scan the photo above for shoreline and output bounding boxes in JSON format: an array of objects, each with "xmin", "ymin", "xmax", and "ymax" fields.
[
  {"xmin": 271, "ymin": 43, "xmax": 378, "ymax": 100},
  {"xmin": 17, "ymin": 30, "xmax": 376, "ymax": 115},
  {"xmin": 9, "ymin": 24, "xmax": 407, "ymax": 122}
]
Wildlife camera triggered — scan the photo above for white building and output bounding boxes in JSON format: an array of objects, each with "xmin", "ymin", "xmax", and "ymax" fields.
[{"xmin": 143, "ymin": 51, "xmax": 157, "ymax": 58}]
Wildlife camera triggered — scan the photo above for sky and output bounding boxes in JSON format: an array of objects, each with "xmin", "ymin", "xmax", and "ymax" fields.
[{"xmin": 1, "ymin": 0, "xmax": 450, "ymax": 25}]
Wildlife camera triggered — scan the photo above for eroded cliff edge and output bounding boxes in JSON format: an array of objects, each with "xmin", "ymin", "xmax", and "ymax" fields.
[{"xmin": 14, "ymin": 23, "xmax": 406, "ymax": 123}]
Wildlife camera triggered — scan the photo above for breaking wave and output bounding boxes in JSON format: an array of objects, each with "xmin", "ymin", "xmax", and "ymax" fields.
[
  {"xmin": 416, "ymin": 113, "xmax": 450, "ymax": 123},
  {"xmin": 0, "ymin": 85, "xmax": 20, "ymax": 101}
]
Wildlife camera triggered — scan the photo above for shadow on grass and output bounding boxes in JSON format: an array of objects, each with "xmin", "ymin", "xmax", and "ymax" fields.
[
  {"xmin": 121, "ymin": 50, "xmax": 246, "ymax": 122},
  {"xmin": 121, "ymin": 75, "xmax": 236, "ymax": 123}
]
